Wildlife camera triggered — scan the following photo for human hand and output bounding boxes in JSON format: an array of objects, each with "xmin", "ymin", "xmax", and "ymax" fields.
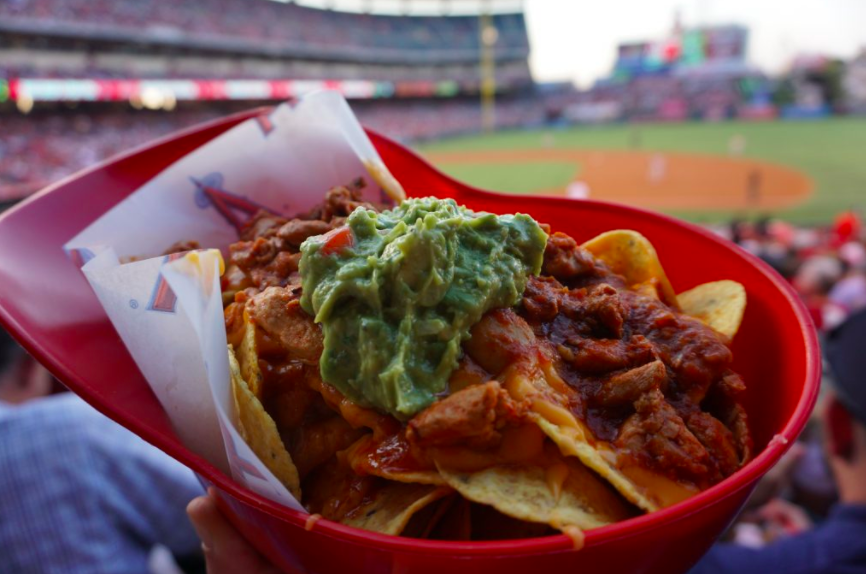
[{"xmin": 187, "ymin": 488, "xmax": 281, "ymax": 574}]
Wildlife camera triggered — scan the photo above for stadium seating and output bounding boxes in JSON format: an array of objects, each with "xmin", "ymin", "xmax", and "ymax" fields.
[
  {"xmin": 0, "ymin": 97, "xmax": 544, "ymax": 200},
  {"xmin": 0, "ymin": 0, "xmax": 529, "ymax": 63}
]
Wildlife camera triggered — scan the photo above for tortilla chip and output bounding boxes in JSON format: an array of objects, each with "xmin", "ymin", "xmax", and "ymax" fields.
[
  {"xmin": 436, "ymin": 448, "xmax": 633, "ymax": 532},
  {"xmin": 237, "ymin": 311, "xmax": 263, "ymax": 398},
  {"xmin": 425, "ymin": 495, "xmax": 472, "ymax": 540},
  {"xmin": 363, "ymin": 159, "xmax": 406, "ymax": 204},
  {"xmin": 678, "ymin": 280, "xmax": 746, "ymax": 339},
  {"xmin": 228, "ymin": 346, "xmax": 302, "ymax": 499},
  {"xmin": 342, "ymin": 482, "xmax": 452, "ymax": 536},
  {"xmin": 582, "ymin": 230, "xmax": 679, "ymax": 308},
  {"xmin": 531, "ymin": 414, "xmax": 658, "ymax": 513}
]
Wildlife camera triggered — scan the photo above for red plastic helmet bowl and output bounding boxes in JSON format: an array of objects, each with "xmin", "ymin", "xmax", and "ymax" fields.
[{"xmin": 0, "ymin": 109, "xmax": 819, "ymax": 574}]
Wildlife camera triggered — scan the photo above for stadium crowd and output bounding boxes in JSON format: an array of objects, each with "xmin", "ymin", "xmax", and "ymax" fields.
[
  {"xmin": 0, "ymin": 110, "xmax": 216, "ymax": 201},
  {"xmin": 730, "ymin": 206, "xmax": 866, "ymax": 330},
  {"xmin": 0, "ymin": 98, "xmax": 544, "ymax": 201},
  {"xmin": 553, "ymin": 74, "xmax": 763, "ymax": 123},
  {"xmin": 0, "ymin": 0, "xmax": 529, "ymax": 58},
  {"xmin": 723, "ymin": 211, "xmax": 866, "ymax": 333}
]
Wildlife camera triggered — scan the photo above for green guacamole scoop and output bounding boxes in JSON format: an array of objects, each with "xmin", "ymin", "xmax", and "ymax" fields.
[{"xmin": 299, "ymin": 197, "xmax": 548, "ymax": 419}]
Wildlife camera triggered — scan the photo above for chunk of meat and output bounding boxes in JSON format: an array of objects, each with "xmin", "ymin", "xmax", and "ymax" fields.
[
  {"xmin": 240, "ymin": 210, "xmax": 287, "ymax": 241},
  {"xmin": 447, "ymin": 356, "xmax": 493, "ymax": 394},
  {"xmin": 248, "ymin": 251, "xmax": 302, "ymax": 289},
  {"xmin": 594, "ymin": 360, "xmax": 667, "ymax": 407},
  {"xmin": 684, "ymin": 410, "xmax": 740, "ymax": 477},
  {"xmin": 229, "ymin": 237, "xmax": 276, "ymax": 269},
  {"xmin": 616, "ymin": 389, "xmax": 714, "ymax": 485},
  {"xmin": 557, "ymin": 336, "xmax": 656, "ymax": 375},
  {"xmin": 222, "ymin": 264, "xmax": 253, "ymax": 299},
  {"xmin": 319, "ymin": 185, "xmax": 378, "ymax": 222},
  {"xmin": 521, "ymin": 276, "xmax": 564, "ymax": 322},
  {"xmin": 522, "ymin": 277, "xmax": 627, "ymax": 340},
  {"xmin": 465, "ymin": 309, "xmax": 537, "ymax": 376},
  {"xmin": 261, "ymin": 361, "xmax": 320, "ymax": 429},
  {"xmin": 289, "ymin": 416, "xmax": 368, "ymax": 479},
  {"xmin": 716, "ymin": 372, "xmax": 747, "ymax": 398},
  {"xmin": 562, "ymin": 283, "xmax": 628, "ymax": 338},
  {"xmin": 720, "ymin": 401, "xmax": 752, "ymax": 465},
  {"xmin": 623, "ymin": 290, "xmax": 732, "ymax": 404},
  {"xmin": 277, "ymin": 219, "xmax": 333, "ymax": 247},
  {"xmin": 224, "ymin": 301, "xmax": 246, "ymax": 348},
  {"xmin": 303, "ymin": 458, "xmax": 379, "ymax": 522},
  {"xmin": 247, "ymin": 286, "xmax": 323, "ymax": 364},
  {"xmin": 542, "ymin": 232, "xmax": 597, "ymax": 280},
  {"xmin": 162, "ymin": 240, "xmax": 200, "ymax": 255},
  {"xmin": 407, "ymin": 381, "xmax": 527, "ymax": 449}
]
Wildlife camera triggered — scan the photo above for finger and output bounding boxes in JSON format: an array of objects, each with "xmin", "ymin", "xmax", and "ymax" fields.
[{"xmin": 187, "ymin": 490, "xmax": 280, "ymax": 574}]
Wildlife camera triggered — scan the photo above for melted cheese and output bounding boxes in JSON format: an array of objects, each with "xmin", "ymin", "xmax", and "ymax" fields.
[
  {"xmin": 502, "ymin": 367, "xmax": 537, "ymax": 401},
  {"xmin": 619, "ymin": 465, "xmax": 699, "ymax": 508},
  {"xmin": 539, "ymin": 360, "xmax": 571, "ymax": 396},
  {"xmin": 433, "ymin": 425, "xmax": 545, "ymax": 472},
  {"xmin": 562, "ymin": 525, "xmax": 586, "ymax": 551},
  {"xmin": 532, "ymin": 399, "xmax": 579, "ymax": 430},
  {"xmin": 304, "ymin": 513, "xmax": 323, "ymax": 532}
]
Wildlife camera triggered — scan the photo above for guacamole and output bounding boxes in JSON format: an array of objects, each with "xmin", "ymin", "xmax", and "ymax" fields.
[{"xmin": 299, "ymin": 197, "xmax": 548, "ymax": 418}]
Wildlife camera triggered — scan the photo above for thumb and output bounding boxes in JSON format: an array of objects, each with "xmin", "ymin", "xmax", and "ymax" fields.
[{"xmin": 187, "ymin": 489, "xmax": 281, "ymax": 574}]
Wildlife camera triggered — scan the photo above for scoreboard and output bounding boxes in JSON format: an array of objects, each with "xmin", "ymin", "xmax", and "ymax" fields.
[{"xmin": 613, "ymin": 25, "xmax": 748, "ymax": 78}]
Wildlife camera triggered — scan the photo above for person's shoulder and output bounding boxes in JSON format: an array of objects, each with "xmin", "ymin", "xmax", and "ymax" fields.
[
  {"xmin": 1, "ymin": 392, "xmax": 98, "ymax": 424},
  {"xmin": 0, "ymin": 393, "xmax": 117, "ymax": 449}
]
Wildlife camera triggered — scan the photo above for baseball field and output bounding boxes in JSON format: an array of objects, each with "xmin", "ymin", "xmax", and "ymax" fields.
[{"xmin": 418, "ymin": 117, "xmax": 866, "ymax": 225}]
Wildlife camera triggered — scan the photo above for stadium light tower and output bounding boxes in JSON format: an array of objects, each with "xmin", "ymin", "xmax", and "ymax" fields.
[{"xmin": 479, "ymin": 0, "xmax": 497, "ymax": 132}]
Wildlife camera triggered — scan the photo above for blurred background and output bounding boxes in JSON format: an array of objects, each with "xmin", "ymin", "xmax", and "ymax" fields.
[{"xmin": 1, "ymin": 0, "xmax": 865, "ymax": 332}]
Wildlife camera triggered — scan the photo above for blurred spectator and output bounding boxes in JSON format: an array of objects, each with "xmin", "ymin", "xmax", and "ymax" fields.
[
  {"xmin": 0, "ymin": 328, "xmax": 205, "ymax": 573},
  {"xmin": 828, "ymin": 260, "xmax": 866, "ymax": 317},
  {"xmin": 832, "ymin": 209, "xmax": 862, "ymax": 247},
  {"xmin": 723, "ymin": 213, "xmax": 866, "ymax": 332}
]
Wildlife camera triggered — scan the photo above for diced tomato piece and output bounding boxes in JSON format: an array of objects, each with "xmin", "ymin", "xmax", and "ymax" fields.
[{"xmin": 319, "ymin": 226, "xmax": 354, "ymax": 256}]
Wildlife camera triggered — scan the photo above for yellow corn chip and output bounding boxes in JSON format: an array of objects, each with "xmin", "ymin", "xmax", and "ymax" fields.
[
  {"xmin": 435, "ymin": 448, "xmax": 632, "ymax": 533},
  {"xmin": 583, "ymin": 230, "xmax": 679, "ymax": 309},
  {"xmin": 228, "ymin": 346, "xmax": 301, "ymax": 499},
  {"xmin": 678, "ymin": 280, "xmax": 747, "ymax": 339},
  {"xmin": 237, "ymin": 311, "xmax": 264, "ymax": 398},
  {"xmin": 342, "ymin": 482, "xmax": 452, "ymax": 536}
]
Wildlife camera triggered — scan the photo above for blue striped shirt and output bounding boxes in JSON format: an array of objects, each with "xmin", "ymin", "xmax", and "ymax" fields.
[{"xmin": 0, "ymin": 394, "xmax": 203, "ymax": 573}]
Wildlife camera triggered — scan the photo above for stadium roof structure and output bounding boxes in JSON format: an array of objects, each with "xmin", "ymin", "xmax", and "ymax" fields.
[{"xmin": 288, "ymin": 0, "xmax": 524, "ymax": 16}]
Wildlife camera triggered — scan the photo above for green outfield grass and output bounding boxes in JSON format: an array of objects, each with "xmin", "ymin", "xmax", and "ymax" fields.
[
  {"xmin": 417, "ymin": 118, "xmax": 866, "ymax": 224},
  {"xmin": 438, "ymin": 160, "xmax": 578, "ymax": 195}
]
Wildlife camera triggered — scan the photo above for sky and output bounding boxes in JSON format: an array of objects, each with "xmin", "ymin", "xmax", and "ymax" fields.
[{"xmin": 292, "ymin": 0, "xmax": 866, "ymax": 87}]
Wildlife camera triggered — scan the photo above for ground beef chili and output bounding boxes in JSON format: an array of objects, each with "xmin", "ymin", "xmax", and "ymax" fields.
[{"xmin": 521, "ymin": 232, "xmax": 751, "ymax": 489}]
